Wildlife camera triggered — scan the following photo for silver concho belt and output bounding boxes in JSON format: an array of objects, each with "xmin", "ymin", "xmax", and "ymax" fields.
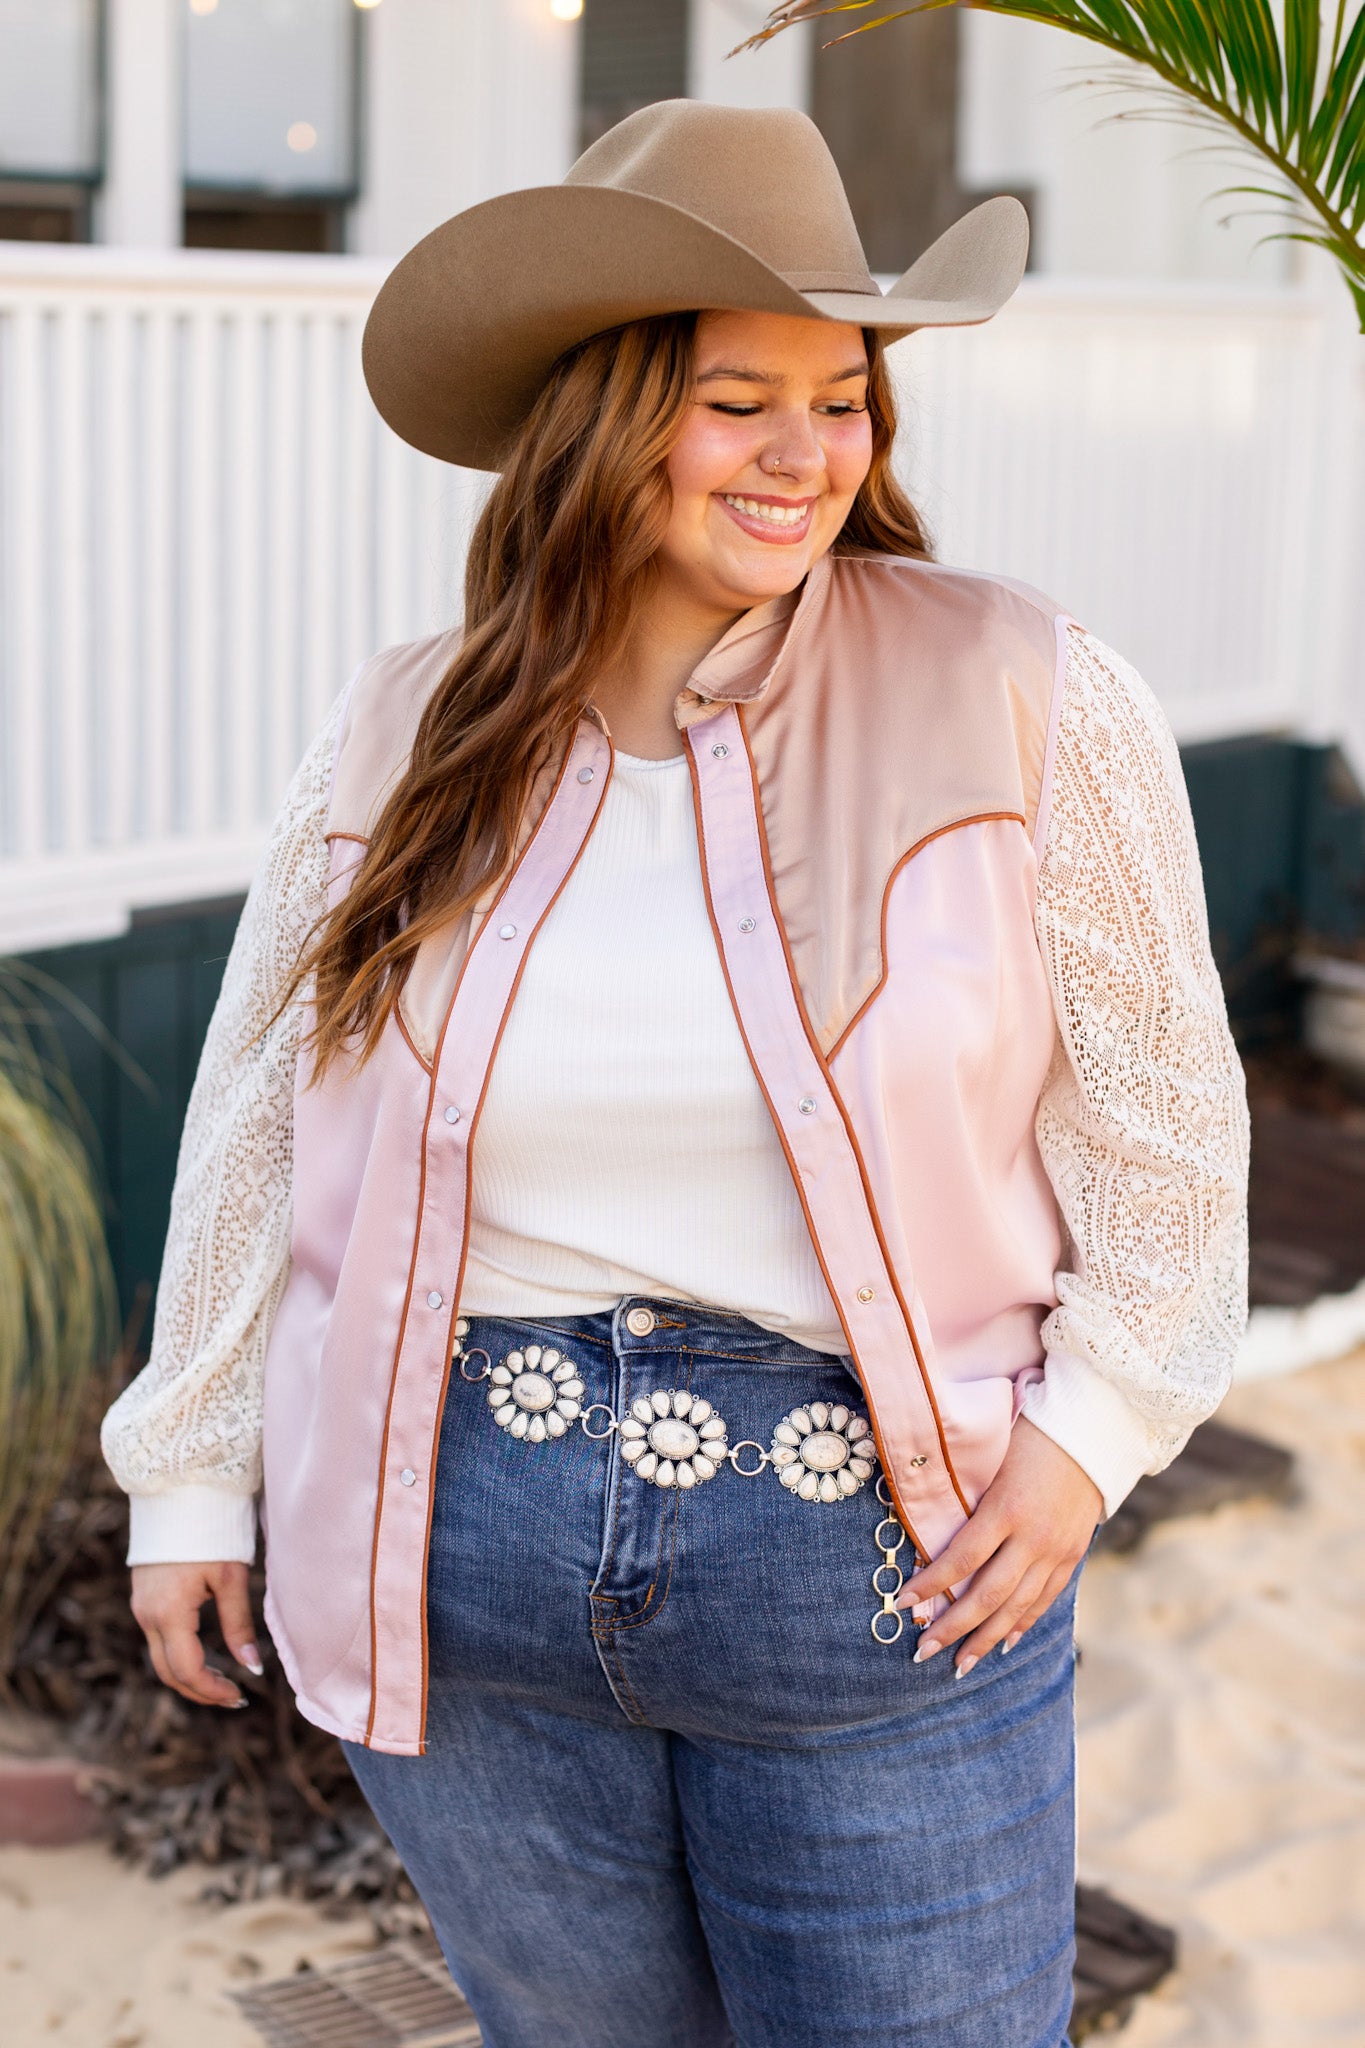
[{"xmin": 455, "ymin": 1322, "xmax": 919, "ymax": 1643}]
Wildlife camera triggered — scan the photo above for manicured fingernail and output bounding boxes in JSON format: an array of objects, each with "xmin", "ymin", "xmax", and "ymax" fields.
[
  {"xmin": 1001, "ymin": 1630, "xmax": 1023, "ymax": 1655},
  {"xmin": 913, "ymin": 1638, "xmax": 940, "ymax": 1663},
  {"xmin": 955, "ymin": 1654, "xmax": 978, "ymax": 1680},
  {"xmin": 237, "ymin": 1644, "xmax": 264, "ymax": 1676},
  {"xmin": 229, "ymin": 1698, "xmax": 248, "ymax": 1709}
]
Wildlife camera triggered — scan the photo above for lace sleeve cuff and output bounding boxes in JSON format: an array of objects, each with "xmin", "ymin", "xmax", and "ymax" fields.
[
  {"xmin": 127, "ymin": 1485, "xmax": 259, "ymax": 1566},
  {"xmin": 1018, "ymin": 1353, "xmax": 1160, "ymax": 1519}
]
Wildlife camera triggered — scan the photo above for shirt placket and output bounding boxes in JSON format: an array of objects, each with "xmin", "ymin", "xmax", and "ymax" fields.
[{"xmin": 365, "ymin": 719, "xmax": 612, "ymax": 1749}]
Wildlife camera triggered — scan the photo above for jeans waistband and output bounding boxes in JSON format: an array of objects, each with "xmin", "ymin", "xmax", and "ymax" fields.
[{"xmin": 464, "ymin": 1297, "xmax": 848, "ymax": 1370}]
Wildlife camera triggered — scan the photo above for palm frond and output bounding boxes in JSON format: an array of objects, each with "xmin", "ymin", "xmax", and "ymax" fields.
[
  {"xmin": 743, "ymin": 1, "xmax": 1365, "ymax": 327},
  {"xmin": 1285, "ymin": 0, "xmax": 1322, "ymax": 157}
]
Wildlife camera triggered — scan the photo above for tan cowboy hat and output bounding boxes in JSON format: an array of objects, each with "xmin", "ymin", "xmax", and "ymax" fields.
[{"xmin": 363, "ymin": 98, "xmax": 1029, "ymax": 473}]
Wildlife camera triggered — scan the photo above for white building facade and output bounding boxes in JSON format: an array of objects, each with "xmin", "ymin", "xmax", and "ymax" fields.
[
  {"xmin": 1, "ymin": 0, "xmax": 1362, "ymax": 961},
  {"xmin": 5, "ymin": 2, "xmax": 1326, "ymax": 272}
]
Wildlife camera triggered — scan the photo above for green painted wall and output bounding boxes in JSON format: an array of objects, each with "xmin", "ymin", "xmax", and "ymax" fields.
[
  {"xmin": 1183, "ymin": 734, "xmax": 1365, "ymax": 1043},
  {"xmin": 20, "ymin": 899, "xmax": 245, "ymax": 1323}
]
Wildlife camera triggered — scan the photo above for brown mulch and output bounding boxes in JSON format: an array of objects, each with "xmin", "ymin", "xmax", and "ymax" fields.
[{"xmin": 2, "ymin": 1386, "xmax": 421, "ymax": 1932}]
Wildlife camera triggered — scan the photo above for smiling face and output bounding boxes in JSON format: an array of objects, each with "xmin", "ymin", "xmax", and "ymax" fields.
[{"xmin": 656, "ymin": 308, "xmax": 874, "ymax": 617}]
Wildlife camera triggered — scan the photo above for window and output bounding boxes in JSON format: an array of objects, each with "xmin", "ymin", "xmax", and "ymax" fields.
[
  {"xmin": 182, "ymin": 196, "xmax": 340, "ymax": 253},
  {"xmin": 0, "ymin": 180, "xmax": 93, "ymax": 242},
  {"xmin": 0, "ymin": 0, "xmax": 102, "ymax": 241},
  {"xmin": 183, "ymin": 0, "xmax": 360, "ymax": 251},
  {"xmin": 579, "ymin": 0, "xmax": 688, "ymax": 153}
]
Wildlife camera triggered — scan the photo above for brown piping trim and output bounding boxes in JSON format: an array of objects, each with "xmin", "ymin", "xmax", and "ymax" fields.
[
  {"xmin": 364, "ymin": 727, "xmax": 597, "ymax": 1746},
  {"xmin": 737, "ymin": 712, "xmax": 973, "ymax": 1522},
  {"xmin": 394, "ymin": 1003, "xmax": 433, "ymax": 1075},
  {"xmin": 323, "ymin": 829, "xmax": 369, "ymax": 847},
  {"xmin": 683, "ymin": 732, "xmax": 935, "ymax": 1564},
  {"xmin": 362, "ymin": 1054, "xmax": 439, "ymax": 1746},
  {"xmin": 414, "ymin": 733, "xmax": 614, "ymax": 1745},
  {"xmin": 827, "ymin": 811, "xmax": 1026, "ymax": 1064}
]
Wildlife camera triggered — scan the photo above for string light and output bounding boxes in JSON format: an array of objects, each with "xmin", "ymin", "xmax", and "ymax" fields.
[
  {"xmin": 188, "ymin": 0, "xmax": 218, "ymax": 15},
  {"xmin": 286, "ymin": 121, "xmax": 318, "ymax": 153},
  {"xmin": 550, "ymin": 0, "xmax": 583, "ymax": 18}
]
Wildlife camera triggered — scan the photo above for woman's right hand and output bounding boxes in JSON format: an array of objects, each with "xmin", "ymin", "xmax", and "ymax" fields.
[{"xmin": 130, "ymin": 1561, "xmax": 263, "ymax": 1708}]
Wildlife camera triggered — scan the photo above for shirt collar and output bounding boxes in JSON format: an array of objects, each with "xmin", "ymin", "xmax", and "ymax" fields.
[{"xmin": 675, "ymin": 550, "xmax": 833, "ymax": 728}]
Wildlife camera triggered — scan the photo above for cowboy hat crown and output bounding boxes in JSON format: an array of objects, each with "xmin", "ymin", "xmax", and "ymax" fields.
[
  {"xmin": 363, "ymin": 98, "xmax": 1028, "ymax": 471},
  {"xmin": 564, "ymin": 99, "xmax": 876, "ymax": 295}
]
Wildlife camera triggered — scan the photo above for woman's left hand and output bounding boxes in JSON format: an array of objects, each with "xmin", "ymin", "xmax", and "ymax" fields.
[{"xmin": 897, "ymin": 1416, "xmax": 1103, "ymax": 1676}]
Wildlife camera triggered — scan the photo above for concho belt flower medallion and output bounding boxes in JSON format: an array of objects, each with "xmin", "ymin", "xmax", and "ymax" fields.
[
  {"xmin": 486, "ymin": 1345, "xmax": 585, "ymax": 1442},
  {"xmin": 770, "ymin": 1402, "xmax": 877, "ymax": 1501},
  {"xmin": 618, "ymin": 1389, "xmax": 729, "ymax": 1489}
]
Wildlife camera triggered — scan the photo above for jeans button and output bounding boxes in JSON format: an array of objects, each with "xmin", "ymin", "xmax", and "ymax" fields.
[{"xmin": 625, "ymin": 1306, "xmax": 657, "ymax": 1337}]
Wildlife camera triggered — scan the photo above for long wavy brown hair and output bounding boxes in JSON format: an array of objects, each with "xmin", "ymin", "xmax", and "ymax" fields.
[{"xmin": 297, "ymin": 310, "xmax": 933, "ymax": 1075}]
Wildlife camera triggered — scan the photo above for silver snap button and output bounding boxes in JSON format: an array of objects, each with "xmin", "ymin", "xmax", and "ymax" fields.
[
  {"xmin": 625, "ymin": 1306, "xmax": 657, "ymax": 1337},
  {"xmin": 798, "ymin": 1097, "xmax": 817, "ymax": 1115},
  {"xmin": 738, "ymin": 917, "xmax": 756, "ymax": 934},
  {"xmin": 856, "ymin": 1287, "xmax": 875, "ymax": 1303},
  {"xmin": 712, "ymin": 742, "xmax": 729, "ymax": 758},
  {"xmin": 444, "ymin": 1106, "xmax": 461, "ymax": 1125},
  {"xmin": 398, "ymin": 1468, "xmax": 416, "ymax": 1487},
  {"xmin": 498, "ymin": 924, "xmax": 517, "ymax": 940},
  {"xmin": 577, "ymin": 766, "xmax": 595, "ymax": 783},
  {"xmin": 427, "ymin": 1290, "xmax": 443, "ymax": 1309}
]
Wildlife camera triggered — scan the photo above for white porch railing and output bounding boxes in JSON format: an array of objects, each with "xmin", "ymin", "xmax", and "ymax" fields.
[
  {"xmin": 893, "ymin": 276, "xmax": 1365, "ymax": 754},
  {"xmin": 2, "ymin": 242, "xmax": 1362, "ymax": 955},
  {"xmin": 0, "ymin": 245, "xmax": 480, "ymax": 952}
]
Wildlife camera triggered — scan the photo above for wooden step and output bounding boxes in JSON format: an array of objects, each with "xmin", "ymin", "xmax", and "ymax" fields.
[
  {"xmin": 1094, "ymin": 1418, "xmax": 1296, "ymax": 1556},
  {"xmin": 1071, "ymin": 1883, "xmax": 1178, "ymax": 2040}
]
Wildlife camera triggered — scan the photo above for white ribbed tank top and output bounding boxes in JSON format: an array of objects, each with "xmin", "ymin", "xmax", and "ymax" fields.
[{"xmin": 461, "ymin": 749, "xmax": 843, "ymax": 1352}]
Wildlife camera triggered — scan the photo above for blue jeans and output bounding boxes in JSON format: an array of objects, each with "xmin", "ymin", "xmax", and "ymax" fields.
[{"xmin": 343, "ymin": 1301, "xmax": 1078, "ymax": 2048}]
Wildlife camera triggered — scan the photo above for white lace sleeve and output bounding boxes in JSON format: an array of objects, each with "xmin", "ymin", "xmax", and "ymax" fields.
[
  {"xmin": 100, "ymin": 692, "xmax": 345, "ymax": 1565},
  {"xmin": 1018, "ymin": 624, "xmax": 1251, "ymax": 1517}
]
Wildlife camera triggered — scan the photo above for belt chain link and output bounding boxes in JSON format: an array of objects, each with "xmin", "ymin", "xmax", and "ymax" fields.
[
  {"xmin": 871, "ymin": 1475, "xmax": 909, "ymax": 1645},
  {"xmin": 454, "ymin": 1322, "xmax": 925, "ymax": 1645}
]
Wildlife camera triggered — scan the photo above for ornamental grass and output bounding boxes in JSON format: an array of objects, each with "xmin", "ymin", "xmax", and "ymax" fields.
[{"xmin": 0, "ymin": 965, "xmax": 119, "ymax": 1678}]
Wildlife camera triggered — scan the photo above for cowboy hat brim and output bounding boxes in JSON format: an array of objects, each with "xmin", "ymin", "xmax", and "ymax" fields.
[{"xmin": 362, "ymin": 188, "xmax": 1028, "ymax": 472}]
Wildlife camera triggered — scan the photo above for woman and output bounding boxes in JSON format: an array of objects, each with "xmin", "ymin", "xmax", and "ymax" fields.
[{"xmin": 103, "ymin": 102, "xmax": 1249, "ymax": 2047}]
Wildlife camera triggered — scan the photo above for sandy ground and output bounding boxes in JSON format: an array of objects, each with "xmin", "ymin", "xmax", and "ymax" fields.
[
  {"xmin": 1076, "ymin": 1347, "xmax": 1365, "ymax": 2045},
  {"xmin": 0, "ymin": 1850, "xmax": 381, "ymax": 2046},
  {"xmin": 2, "ymin": 1349, "xmax": 1363, "ymax": 2046}
]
